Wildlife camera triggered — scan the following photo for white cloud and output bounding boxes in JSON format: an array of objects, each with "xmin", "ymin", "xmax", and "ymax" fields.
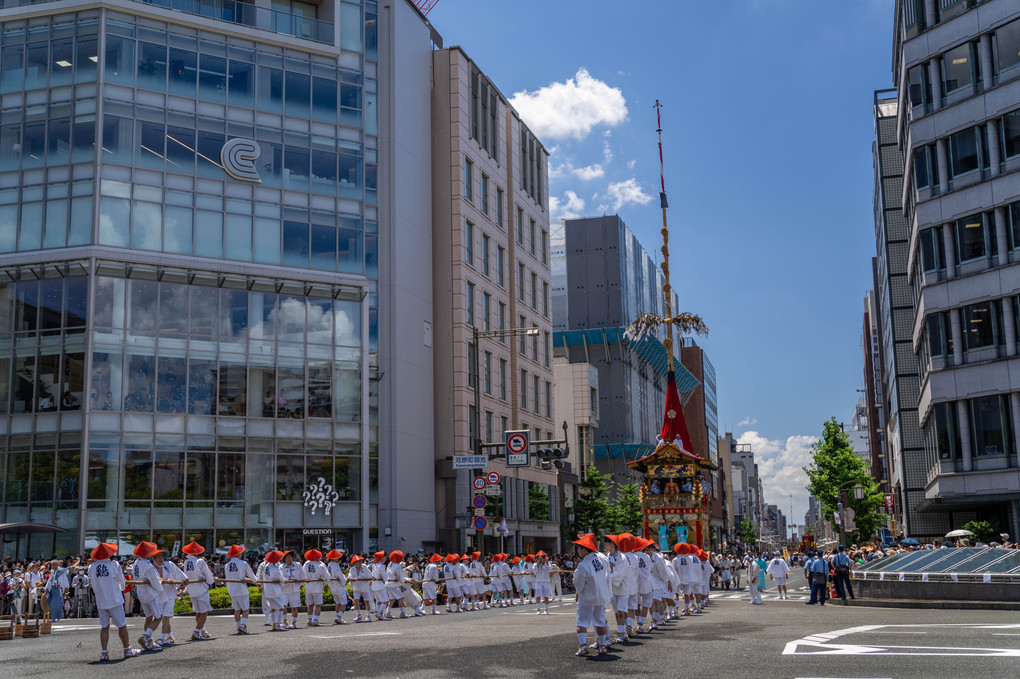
[
  {"xmin": 510, "ymin": 68, "xmax": 628, "ymax": 141},
  {"xmin": 605, "ymin": 178, "xmax": 653, "ymax": 211},
  {"xmin": 626, "ymin": 159, "xmax": 636, "ymax": 170},
  {"xmin": 737, "ymin": 430, "xmax": 819, "ymax": 536},
  {"xmin": 572, "ymin": 164, "xmax": 604, "ymax": 181},
  {"xmin": 549, "ymin": 190, "xmax": 585, "ymax": 223},
  {"xmin": 738, "ymin": 416, "xmax": 758, "ymax": 427}
]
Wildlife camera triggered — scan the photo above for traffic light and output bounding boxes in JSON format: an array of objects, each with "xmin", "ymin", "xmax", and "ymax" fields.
[{"xmin": 535, "ymin": 446, "xmax": 567, "ymax": 470}]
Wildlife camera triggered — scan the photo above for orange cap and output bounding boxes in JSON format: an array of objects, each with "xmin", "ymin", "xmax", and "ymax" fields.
[
  {"xmin": 573, "ymin": 533, "xmax": 598, "ymax": 552},
  {"xmin": 428, "ymin": 553, "xmax": 443, "ymax": 563},
  {"xmin": 324, "ymin": 549, "xmax": 344, "ymax": 560},
  {"xmin": 132, "ymin": 541, "xmax": 159, "ymax": 559},
  {"xmin": 91, "ymin": 542, "xmax": 118, "ymax": 561},
  {"xmin": 389, "ymin": 550, "xmax": 404, "ymax": 563},
  {"xmin": 264, "ymin": 550, "xmax": 284, "ymax": 564},
  {"xmin": 226, "ymin": 545, "xmax": 246, "ymax": 559},
  {"xmin": 304, "ymin": 549, "xmax": 323, "ymax": 562},
  {"xmin": 181, "ymin": 541, "xmax": 205, "ymax": 556}
]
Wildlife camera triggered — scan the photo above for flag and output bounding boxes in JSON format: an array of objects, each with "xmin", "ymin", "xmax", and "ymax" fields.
[
  {"xmin": 834, "ymin": 512, "xmax": 841, "ymax": 525},
  {"xmin": 499, "ymin": 518, "xmax": 509, "ymax": 537}
]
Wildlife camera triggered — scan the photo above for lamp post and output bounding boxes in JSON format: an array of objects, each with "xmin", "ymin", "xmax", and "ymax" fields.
[{"xmin": 835, "ymin": 482, "xmax": 866, "ymax": 548}]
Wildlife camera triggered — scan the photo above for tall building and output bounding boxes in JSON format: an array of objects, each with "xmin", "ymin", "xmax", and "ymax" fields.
[
  {"xmin": 0, "ymin": 0, "xmax": 438, "ymax": 558},
  {"xmin": 729, "ymin": 440, "xmax": 762, "ymax": 538},
  {"xmin": 890, "ymin": 0, "xmax": 1020, "ymax": 539},
  {"xmin": 551, "ymin": 215, "xmax": 699, "ymax": 486},
  {"xmin": 862, "ymin": 288, "xmax": 888, "ymax": 486},
  {"xmin": 431, "ymin": 47, "xmax": 559, "ymax": 554}
]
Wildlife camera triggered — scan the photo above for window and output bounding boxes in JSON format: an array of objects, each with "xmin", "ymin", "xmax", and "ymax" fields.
[
  {"xmin": 930, "ymin": 402, "xmax": 960, "ymax": 461},
  {"xmin": 926, "ymin": 312, "xmax": 953, "ymax": 357},
  {"xmin": 485, "ymin": 410, "xmax": 493, "ymax": 442},
  {"xmin": 1001, "ymin": 109, "xmax": 1020, "ymax": 161},
  {"xmin": 482, "ymin": 292, "xmax": 491, "ymax": 331},
  {"xmin": 545, "ymin": 381, "xmax": 551, "ymax": 417},
  {"xmin": 590, "ymin": 387, "xmax": 598, "ymax": 414},
  {"xmin": 467, "ymin": 342, "xmax": 477, "ymax": 389},
  {"xmin": 519, "ymin": 315, "xmax": 527, "ymax": 354},
  {"xmin": 481, "ymin": 175, "xmax": 489, "ymax": 215},
  {"xmin": 489, "ymin": 91, "xmax": 499, "ymax": 159},
  {"xmin": 499, "ymin": 358, "xmax": 507, "ymax": 400},
  {"xmin": 529, "ymin": 219, "xmax": 536, "ymax": 256},
  {"xmin": 497, "ymin": 246, "xmax": 505, "ymax": 287},
  {"xmin": 469, "ymin": 404, "xmax": 477, "ymax": 446},
  {"xmin": 1010, "ymin": 201, "xmax": 1020, "ymax": 250},
  {"xmin": 993, "ymin": 17, "xmax": 1020, "ymax": 75},
  {"xmin": 530, "ymin": 272, "xmax": 537, "ymax": 309},
  {"xmin": 483, "ymin": 351, "xmax": 492, "ymax": 395},
  {"xmin": 466, "ymin": 281, "xmax": 475, "ymax": 327},
  {"xmin": 533, "ymin": 375, "xmax": 540, "ymax": 414},
  {"xmin": 542, "ymin": 282, "xmax": 550, "ymax": 317},
  {"xmin": 955, "ymin": 212, "xmax": 994, "ymax": 262},
  {"xmin": 517, "ymin": 262, "xmax": 525, "ymax": 301},
  {"xmin": 498, "ymin": 301, "xmax": 506, "ymax": 337},
  {"xmin": 540, "ymin": 229, "xmax": 547, "ymax": 264},
  {"xmin": 913, "ymin": 144, "xmax": 938, "ymax": 189},
  {"xmin": 919, "ymin": 227, "xmax": 945, "ymax": 272},
  {"xmin": 465, "ymin": 221, "xmax": 474, "ymax": 266},
  {"xmin": 500, "ymin": 415, "xmax": 508, "ymax": 436},
  {"xmin": 907, "ymin": 63, "xmax": 931, "ymax": 108},
  {"xmin": 496, "ymin": 188, "xmax": 504, "ymax": 228},
  {"xmin": 970, "ymin": 395, "xmax": 1012, "ymax": 457},
  {"xmin": 481, "ymin": 234, "xmax": 490, "ymax": 276},
  {"xmin": 544, "ymin": 331, "xmax": 551, "ymax": 367},
  {"xmin": 464, "ymin": 158, "xmax": 473, "ymax": 201},
  {"xmin": 531, "ymin": 330, "xmax": 538, "ymax": 360},
  {"xmin": 948, "ymin": 126, "xmax": 988, "ymax": 178},
  {"xmin": 520, "ymin": 369, "xmax": 527, "ymax": 409},
  {"xmin": 942, "ymin": 41, "xmax": 980, "ymax": 95},
  {"xmin": 962, "ymin": 300, "xmax": 1004, "ymax": 352},
  {"xmin": 516, "ymin": 208, "xmax": 523, "ymax": 244}
]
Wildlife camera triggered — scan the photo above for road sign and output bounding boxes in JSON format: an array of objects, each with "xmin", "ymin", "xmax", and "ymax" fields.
[
  {"xmin": 484, "ymin": 484, "xmax": 501, "ymax": 496},
  {"xmin": 473, "ymin": 516, "xmax": 488, "ymax": 531},
  {"xmin": 472, "ymin": 477, "xmax": 486, "ymax": 491},
  {"xmin": 486, "ymin": 471, "xmax": 501, "ymax": 485},
  {"xmin": 473, "ymin": 508, "xmax": 485, "ymax": 517},
  {"xmin": 454, "ymin": 455, "xmax": 488, "ymax": 470},
  {"xmin": 473, "ymin": 495, "xmax": 487, "ymax": 509},
  {"xmin": 505, "ymin": 430, "xmax": 530, "ymax": 467}
]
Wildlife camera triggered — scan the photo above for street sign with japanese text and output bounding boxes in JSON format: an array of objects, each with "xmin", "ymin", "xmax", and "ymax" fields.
[
  {"xmin": 505, "ymin": 430, "xmax": 530, "ymax": 467},
  {"xmin": 454, "ymin": 455, "xmax": 488, "ymax": 470}
]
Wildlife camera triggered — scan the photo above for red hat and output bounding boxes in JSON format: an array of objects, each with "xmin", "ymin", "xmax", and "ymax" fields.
[
  {"xmin": 373, "ymin": 551, "xmax": 386, "ymax": 563},
  {"xmin": 524, "ymin": 554, "xmax": 534, "ymax": 562},
  {"xmin": 471, "ymin": 551, "xmax": 481, "ymax": 561},
  {"xmin": 324, "ymin": 549, "xmax": 344, "ymax": 560},
  {"xmin": 698, "ymin": 550, "xmax": 709, "ymax": 562},
  {"xmin": 305, "ymin": 549, "xmax": 323, "ymax": 562},
  {"xmin": 182, "ymin": 541, "xmax": 205, "ymax": 556},
  {"xmin": 573, "ymin": 533, "xmax": 598, "ymax": 552},
  {"xmin": 641, "ymin": 538, "xmax": 656, "ymax": 550},
  {"xmin": 264, "ymin": 550, "xmax": 284, "ymax": 564},
  {"xmin": 444, "ymin": 554, "xmax": 459, "ymax": 563},
  {"xmin": 536, "ymin": 550, "xmax": 548, "ymax": 558},
  {"xmin": 510, "ymin": 556, "xmax": 521, "ymax": 565},
  {"xmin": 281, "ymin": 550, "xmax": 296, "ymax": 559},
  {"xmin": 226, "ymin": 545, "xmax": 246, "ymax": 559},
  {"xmin": 618, "ymin": 533, "xmax": 635, "ymax": 552},
  {"xmin": 389, "ymin": 550, "xmax": 404, "ymax": 563},
  {"xmin": 91, "ymin": 542, "xmax": 118, "ymax": 561},
  {"xmin": 428, "ymin": 553, "xmax": 443, "ymax": 563},
  {"xmin": 132, "ymin": 541, "xmax": 159, "ymax": 559},
  {"xmin": 460, "ymin": 554, "xmax": 471, "ymax": 561},
  {"xmin": 349, "ymin": 554, "xmax": 364, "ymax": 564},
  {"xmin": 604, "ymin": 534, "xmax": 621, "ymax": 548},
  {"xmin": 673, "ymin": 542, "xmax": 688, "ymax": 555}
]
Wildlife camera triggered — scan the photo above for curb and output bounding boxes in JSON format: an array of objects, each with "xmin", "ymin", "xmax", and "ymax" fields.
[{"xmin": 847, "ymin": 598, "xmax": 1020, "ymax": 611}]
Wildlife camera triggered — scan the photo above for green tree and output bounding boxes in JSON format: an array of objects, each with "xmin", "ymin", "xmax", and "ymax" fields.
[
  {"xmin": 528, "ymin": 483, "xmax": 549, "ymax": 521},
  {"xmin": 961, "ymin": 519, "xmax": 1000, "ymax": 543},
  {"xmin": 570, "ymin": 468, "xmax": 615, "ymax": 539},
  {"xmin": 738, "ymin": 519, "xmax": 756, "ymax": 546},
  {"xmin": 803, "ymin": 418, "xmax": 885, "ymax": 545},
  {"xmin": 612, "ymin": 482, "xmax": 643, "ymax": 534}
]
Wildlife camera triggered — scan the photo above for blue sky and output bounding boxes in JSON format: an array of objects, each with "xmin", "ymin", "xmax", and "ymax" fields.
[{"xmin": 426, "ymin": 0, "xmax": 896, "ymax": 528}]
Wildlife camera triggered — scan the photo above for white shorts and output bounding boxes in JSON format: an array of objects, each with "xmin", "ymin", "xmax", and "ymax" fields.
[
  {"xmin": 329, "ymin": 584, "xmax": 348, "ymax": 604},
  {"xmin": 699, "ymin": 583, "xmax": 709, "ymax": 595},
  {"xmin": 422, "ymin": 582, "xmax": 438, "ymax": 600},
  {"xmin": 230, "ymin": 594, "xmax": 250, "ymax": 611},
  {"xmin": 262, "ymin": 597, "xmax": 281, "ymax": 611},
  {"xmin": 611, "ymin": 594, "xmax": 629, "ymax": 613},
  {"xmin": 446, "ymin": 584, "xmax": 462, "ymax": 598},
  {"xmin": 283, "ymin": 592, "xmax": 301, "ymax": 608},
  {"xmin": 653, "ymin": 588, "xmax": 667, "ymax": 601},
  {"xmin": 304, "ymin": 590, "xmax": 323, "ymax": 606},
  {"xmin": 161, "ymin": 596, "xmax": 176, "ymax": 618},
  {"xmin": 576, "ymin": 602, "xmax": 608, "ymax": 629},
  {"xmin": 627, "ymin": 594, "xmax": 638, "ymax": 611},
  {"xmin": 352, "ymin": 588, "xmax": 372, "ymax": 602},
  {"xmin": 191, "ymin": 594, "xmax": 212, "ymax": 614},
  {"xmin": 534, "ymin": 582, "xmax": 552, "ymax": 598},
  {"xmin": 681, "ymin": 583, "xmax": 693, "ymax": 596},
  {"xmin": 140, "ymin": 598, "xmax": 162, "ymax": 619},
  {"xmin": 773, "ymin": 576, "xmax": 787, "ymax": 586},
  {"xmin": 385, "ymin": 584, "xmax": 402, "ymax": 601},
  {"xmin": 638, "ymin": 592, "xmax": 653, "ymax": 608},
  {"xmin": 98, "ymin": 606, "xmax": 127, "ymax": 629}
]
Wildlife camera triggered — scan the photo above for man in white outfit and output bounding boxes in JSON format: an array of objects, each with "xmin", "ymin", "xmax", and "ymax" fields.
[
  {"xmin": 348, "ymin": 555, "xmax": 374, "ymax": 621},
  {"xmin": 325, "ymin": 549, "xmax": 349, "ymax": 624},
  {"xmin": 151, "ymin": 549, "xmax": 185, "ymax": 645},
  {"xmin": 747, "ymin": 554, "xmax": 763, "ymax": 604},
  {"xmin": 302, "ymin": 549, "xmax": 329, "ymax": 626},
  {"xmin": 223, "ymin": 544, "xmax": 257, "ymax": 634},
  {"xmin": 280, "ymin": 550, "xmax": 304, "ymax": 628},
  {"xmin": 767, "ymin": 553, "xmax": 791, "ymax": 599},
  {"xmin": 571, "ymin": 534, "xmax": 611, "ymax": 657},
  {"xmin": 604, "ymin": 535, "xmax": 629, "ymax": 643},
  {"xmin": 182, "ymin": 541, "xmax": 215, "ymax": 639},
  {"xmin": 533, "ymin": 551, "xmax": 553, "ymax": 614},
  {"xmin": 130, "ymin": 541, "xmax": 164, "ymax": 650},
  {"xmin": 87, "ymin": 542, "xmax": 141, "ymax": 661},
  {"xmin": 421, "ymin": 553, "xmax": 442, "ymax": 615}
]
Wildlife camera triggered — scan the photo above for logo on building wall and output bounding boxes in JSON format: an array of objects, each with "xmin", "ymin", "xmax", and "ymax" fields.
[
  {"xmin": 220, "ymin": 138, "xmax": 262, "ymax": 183},
  {"xmin": 302, "ymin": 477, "xmax": 340, "ymax": 516}
]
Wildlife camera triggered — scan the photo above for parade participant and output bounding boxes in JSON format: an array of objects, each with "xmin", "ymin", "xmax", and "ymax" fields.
[
  {"xmin": 644, "ymin": 541, "xmax": 671, "ymax": 628},
  {"xmin": 522, "ymin": 554, "xmax": 537, "ymax": 604},
  {"xmin": 747, "ymin": 553, "xmax": 763, "ymax": 605},
  {"xmin": 442, "ymin": 554, "xmax": 462, "ymax": 613},
  {"xmin": 672, "ymin": 543, "xmax": 695, "ymax": 615},
  {"xmin": 495, "ymin": 554, "xmax": 514, "ymax": 607},
  {"xmin": 400, "ymin": 557, "xmax": 425, "ymax": 617},
  {"xmin": 280, "ymin": 550, "xmax": 304, "ymax": 628},
  {"xmin": 222, "ymin": 545, "xmax": 257, "ymax": 634},
  {"xmin": 349, "ymin": 554, "xmax": 374, "ymax": 622},
  {"xmin": 631, "ymin": 538, "xmax": 654, "ymax": 632},
  {"xmin": 386, "ymin": 550, "xmax": 410, "ymax": 618},
  {"xmin": 151, "ymin": 549, "xmax": 185, "ymax": 645},
  {"xmin": 130, "ymin": 541, "xmax": 164, "ymax": 649},
  {"xmin": 571, "ymin": 534, "xmax": 611, "ymax": 657},
  {"xmin": 533, "ymin": 551, "xmax": 552, "ymax": 614},
  {"xmin": 255, "ymin": 557, "xmax": 271, "ymax": 627},
  {"xmin": 698, "ymin": 549, "xmax": 714, "ymax": 612},
  {"xmin": 261, "ymin": 550, "xmax": 286, "ymax": 631},
  {"xmin": 87, "ymin": 542, "xmax": 141, "ymax": 661},
  {"xmin": 755, "ymin": 553, "xmax": 768, "ymax": 599},
  {"xmin": 182, "ymin": 541, "xmax": 215, "ymax": 640},
  {"xmin": 302, "ymin": 549, "xmax": 329, "ymax": 626},
  {"xmin": 616, "ymin": 534, "xmax": 639, "ymax": 636},
  {"xmin": 662, "ymin": 551, "xmax": 680, "ymax": 620},
  {"xmin": 510, "ymin": 556, "xmax": 526, "ymax": 605},
  {"xmin": 603, "ymin": 535, "xmax": 629, "ymax": 643},
  {"xmin": 469, "ymin": 552, "xmax": 488, "ymax": 610},
  {"xmin": 324, "ymin": 550, "xmax": 349, "ymax": 624},
  {"xmin": 422, "ymin": 553, "xmax": 442, "ymax": 615},
  {"xmin": 455, "ymin": 554, "xmax": 473, "ymax": 612},
  {"xmin": 371, "ymin": 550, "xmax": 391, "ymax": 620}
]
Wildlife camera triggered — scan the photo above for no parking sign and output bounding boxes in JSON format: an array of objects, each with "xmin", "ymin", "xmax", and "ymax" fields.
[{"xmin": 473, "ymin": 516, "xmax": 488, "ymax": 531}]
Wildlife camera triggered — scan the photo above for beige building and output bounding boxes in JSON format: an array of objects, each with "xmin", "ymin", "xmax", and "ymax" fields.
[
  {"xmin": 431, "ymin": 47, "xmax": 559, "ymax": 553},
  {"xmin": 553, "ymin": 359, "xmax": 600, "ymax": 480}
]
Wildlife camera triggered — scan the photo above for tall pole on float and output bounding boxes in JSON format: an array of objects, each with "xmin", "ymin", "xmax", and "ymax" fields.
[{"xmin": 654, "ymin": 100, "xmax": 675, "ymax": 371}]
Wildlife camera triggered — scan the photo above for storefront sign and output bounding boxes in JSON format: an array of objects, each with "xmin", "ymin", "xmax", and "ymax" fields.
[
  {"xmin": 302, "ymin": 528, "xmax": 333, "ymax": 536},
  {"xmin": 220, "ymin": 138, "xmax": 262, "ymax": 183},
  {"xmin": 302, "ymin": 476, "xmax": 340, "ymax": 516}
]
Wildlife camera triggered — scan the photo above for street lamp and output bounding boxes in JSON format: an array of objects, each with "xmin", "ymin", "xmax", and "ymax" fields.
[{"xmin": 834, "ymin": 482, "xmax": 867, "ymax": 548}]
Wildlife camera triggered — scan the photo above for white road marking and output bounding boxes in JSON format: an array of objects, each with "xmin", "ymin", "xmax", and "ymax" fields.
[{"xmin": 784, "ymin": 624, "xmax": 1020, "ymax": 656}]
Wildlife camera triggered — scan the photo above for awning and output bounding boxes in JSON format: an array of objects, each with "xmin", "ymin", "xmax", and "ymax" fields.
[
  {"xmin": 916, "ymin": 492, "xmax": 1020, "ymax": 513},
  {"xmin": 0, "ymin": 522, "xmax": 67, "ymax": 535}
]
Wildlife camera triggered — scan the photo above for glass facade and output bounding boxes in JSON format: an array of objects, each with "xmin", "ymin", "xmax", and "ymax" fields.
[{"xmin": 0, "ymin": 1, "xmax": 381, "ymax": 558}]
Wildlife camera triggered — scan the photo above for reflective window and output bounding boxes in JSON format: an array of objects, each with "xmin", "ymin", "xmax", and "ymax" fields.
[
  {"xmin": 962, "ymin": 300, "xmax": 1003, "ymax": 351},
  {"xmin": 1001, "ymin": 109, "xmax": 1020, "ymax": 161},
  {"xmin": 970, "ymin": 395, "xmax": 1012, "ymax": 457},
  {"xmin": 955, "ymin": 212, "xmax": 993, "ymax": 262},
  {"xmin": 994, "ymin": 17, "xmax": 1020, "ymax": 75},
  {"xmin": 920, "ymin": 227, "xmax": 944, "ymax": 272},
  {"xmin": 942, "ymin": 41, "xmax": 979, "ymax": 94},
  {"xmin": 948, "ymin": 126, "xmax": 987, "ymax": 178}
]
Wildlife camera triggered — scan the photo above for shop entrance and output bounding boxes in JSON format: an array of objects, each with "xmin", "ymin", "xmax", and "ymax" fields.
[{"xmin": 280, "ymin": 528, "xmax": 352, "ymax": 555}]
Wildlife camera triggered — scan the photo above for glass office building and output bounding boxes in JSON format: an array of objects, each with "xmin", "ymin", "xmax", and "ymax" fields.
[{"xmin": 0, "ymin": 0, "xmax": 407, "ymax": 559}]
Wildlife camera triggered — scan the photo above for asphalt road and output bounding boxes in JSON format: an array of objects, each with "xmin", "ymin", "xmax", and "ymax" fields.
[{"xmin": 3, "ymin": 570, "xmax": 1018, "ymax": 678}]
